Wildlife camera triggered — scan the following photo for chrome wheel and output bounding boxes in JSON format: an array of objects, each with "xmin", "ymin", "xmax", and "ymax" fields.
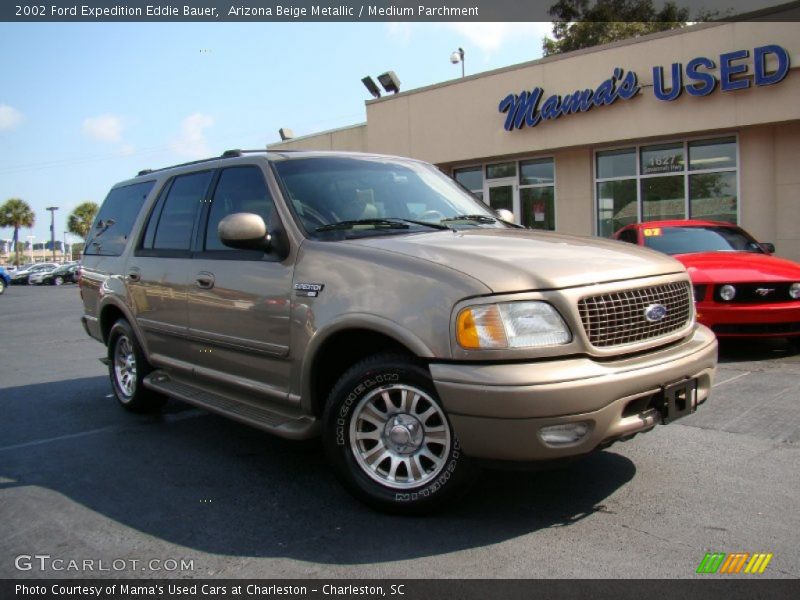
[
  {"xmin": 54, "ymin": 276, "xmax": 63, "ymax": 286},
  {"xmin": 349, "ymin": 384, "xmax": 452, "ymax": 489},
  {"xmin": 113, "ymin": 335, "xmax": 137, "ymax": 399}
]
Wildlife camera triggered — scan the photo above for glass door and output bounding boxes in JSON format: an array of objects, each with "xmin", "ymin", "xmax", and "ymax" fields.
[{"xmin": 487, "ymin": 180, "xmax": 519, "ymax": 223}]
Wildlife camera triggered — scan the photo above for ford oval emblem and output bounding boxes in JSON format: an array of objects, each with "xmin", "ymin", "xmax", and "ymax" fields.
[{"xmin": 644, "ymin": 304, "xmax": 668, "ymax": 323}]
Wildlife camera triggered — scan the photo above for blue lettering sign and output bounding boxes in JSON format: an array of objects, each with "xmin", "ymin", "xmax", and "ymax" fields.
[
  {"xmin": 720, "ymin": 49, "xmax": 751, "ymax": 92},
  {"xmin": 499, "ymin": 44, "xmax": 790, "ymax": 131},
  {"xmin": 685, "ymin": 57, "xmax": 717, "ymax": 97},
  {"xmin": 754, "ymin": 44, "xmax": 789, "ymax": 86},
  {"xmin": 498, "ymin": 68, "xmax": 639, "ymax": 131}
]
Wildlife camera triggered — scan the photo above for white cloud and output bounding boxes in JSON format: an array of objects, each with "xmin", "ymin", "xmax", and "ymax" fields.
[
  {"xmin": 0, "ymin": 104, "xmax": 24, "ymax": 130},
  {"xmin": 82, "ymin": 114, "xmax": 123, "ymax": 142},
  {"xmin": 170, "ymin": 113, "xmax": 214, "ymax": 158},
  {"xmin": 443, "ymin": 22, "xmax": 552, "ymax": 55}
]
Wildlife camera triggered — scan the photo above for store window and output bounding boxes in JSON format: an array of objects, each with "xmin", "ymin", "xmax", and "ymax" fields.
[
  {"xmin": 520, "ymin": 158, "xmax": 555, "ymax": 230},
  {"xmin": 453, "ymin": 157, "xmax": 556, "ymax": 230},
  {"xmin": 453, "ymin": 166, "xmax": 483, "ymax": 202},
  {"xmin": 596, "ymin": 136, "xmax": 737, "ymax": 237}
]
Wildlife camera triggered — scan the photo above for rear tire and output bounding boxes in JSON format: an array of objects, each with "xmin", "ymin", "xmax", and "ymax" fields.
[
  {"xmin": 788, "ymin": 337, "xmax": 800, "ymax": 354},
  {"xmin": 322, "ymin": 354, "xmax": 477, "ymax": 514},
  {"xmin": 107, "ymin": 319, "xmax": 165, "ymax": 413},
  {"xmin": 54, "ymin": 276, "xmax": 64, "ymax": 286}
]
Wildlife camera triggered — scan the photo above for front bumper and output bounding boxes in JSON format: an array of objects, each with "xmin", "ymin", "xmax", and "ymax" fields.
[
  {"xmin": 430, "ymin": 325, "xmax": 717, "ymax": 461},
  {"xmin": 697, "ymin": 301, "xmax": 800, "ymax": 337}
]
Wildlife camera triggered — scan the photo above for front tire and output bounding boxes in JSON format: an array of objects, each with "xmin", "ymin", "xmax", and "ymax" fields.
[
  {"xmin": 323, "ymin": 354, "xmax": 476, "ymax": 514},
  {"xmin": 107, "ymin": 319, "xmax": 165, "ymax": 413}
]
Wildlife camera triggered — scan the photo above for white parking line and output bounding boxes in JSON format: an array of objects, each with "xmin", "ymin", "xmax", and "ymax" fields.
[
  {"xmin": 713, "ymin": 371, "xmax": 751, "ymax": 388},
  {"xmin": 0, "ymin": 409, "xmax": 206, "ymax": 453},
  {"xmin": 0, "ymin": 426, "xmax": 117, "ymax": 453}
]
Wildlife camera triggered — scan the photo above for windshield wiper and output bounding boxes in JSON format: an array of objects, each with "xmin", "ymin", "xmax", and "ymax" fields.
[
  {"xmin": 440, "ymin": 214, "xmax": 497, "ymax": 224},
  {"xmin": 315, "ymin": 218, "xmax": 449, "ymax": 232}
]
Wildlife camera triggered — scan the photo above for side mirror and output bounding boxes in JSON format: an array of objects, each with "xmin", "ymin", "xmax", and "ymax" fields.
[
  {"xmin": 759, "ymin": 242, "xmax": 775, "ymax": 254},
  {"xmin": 495, "ymin": 208, "xmax": 516, "ymax": 224},
  {"xmin": 219, "ymin": 213, "xmax": 272, "ymax": 252}
]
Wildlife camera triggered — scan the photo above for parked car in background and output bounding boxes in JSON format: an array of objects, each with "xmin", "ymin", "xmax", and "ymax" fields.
[
  {"xmin": 10, "ymin": 262, "xmax": 59, "ymax": 285},
  {"xmin": 614, "ymin": 220, "xmax": 800, "ymax": 348},
  {"xmin": 39, "ymin": 263, "xmax": 80, "ymax": 286},
  {"xmin": 28, "ymin": 265, "xmax": 61, "ymax": 285},
  {"xmin": 0, "ymin": 266, "xmax": 10, "ymax": 294}
]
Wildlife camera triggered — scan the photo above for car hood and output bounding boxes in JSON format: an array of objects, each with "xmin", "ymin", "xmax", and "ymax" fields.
[
  {"xmin": 675, "ymin": 251, "xmax": 800, "ymax": 283},
  {"xmin": 350, "ymin": 229, "xmax": 685, "ymax": 292}
]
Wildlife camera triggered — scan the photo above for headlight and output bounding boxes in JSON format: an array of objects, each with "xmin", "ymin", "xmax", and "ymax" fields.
[
  {"xmin": 719, "ymin": 284, "xmax": 736, "ymax": 301},
  {"xmin": 790, "ymin": 283, "xmax": 800, "ymax": 300},
  {"xmin": 456, "ymin": 301, "xmax": 571, "ymax": 349}
]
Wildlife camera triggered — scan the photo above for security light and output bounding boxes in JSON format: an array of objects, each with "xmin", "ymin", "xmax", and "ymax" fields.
[
  {"xmin": 361, "ymin": 76, "xmax": 381, "ymax": 99},
  {"xmin": 377, "ymin": 71, "xmax": 401, "ymax": 94},
  {"xmin": 279, "ymin": 128, "xmax": 294, "ymax": 141}
]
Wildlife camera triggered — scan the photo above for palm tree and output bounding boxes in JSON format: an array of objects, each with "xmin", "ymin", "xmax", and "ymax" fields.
[
  {"xmin": 0, "ymin": 198, "xmax": 36, "ymax": 266},
  {"xmin": 67, "ymin": 201, "xmax": 99, "ymax": 239}
]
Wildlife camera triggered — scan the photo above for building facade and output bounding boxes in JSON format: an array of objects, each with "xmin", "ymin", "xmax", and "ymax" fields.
[{"xmin": 268, "ymin": 21, "xmax": 800, "ymax": 260}]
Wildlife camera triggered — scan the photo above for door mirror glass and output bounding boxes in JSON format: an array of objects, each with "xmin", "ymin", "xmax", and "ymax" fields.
[
  {"xmin": 218, "ymin": 213, "xmax": 272, "ymax": 251},
  {"xmin": 759, "ymin": 242, "xmax": 775, "ymax": 254}
]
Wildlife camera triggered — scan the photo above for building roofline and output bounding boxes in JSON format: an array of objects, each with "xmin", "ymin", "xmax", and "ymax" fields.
[
  {"xmin": 267, "ymin": 122, "xmax": 367, "ymax": 148},
  {"xmin": 367, "ymin": 21, "xmax": 726, "ymax": 105}
]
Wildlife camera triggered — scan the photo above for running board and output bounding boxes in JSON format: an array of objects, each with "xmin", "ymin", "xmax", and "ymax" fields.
[{"xmin": 143, "ymin": 371, "xmax": 319, "ymax": 440}]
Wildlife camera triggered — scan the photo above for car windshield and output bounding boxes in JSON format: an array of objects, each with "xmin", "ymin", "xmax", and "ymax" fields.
[
  {"xmin": 272, "ymin": 156, "xmax": 507, "ymax": 238},
  {"xmin": 642, "ymin": 226, "xmax": 764, "ymax": 255}
]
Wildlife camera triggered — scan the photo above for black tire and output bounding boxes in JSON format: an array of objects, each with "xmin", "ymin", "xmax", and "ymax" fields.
[
  {"xmin": 107, "ymin": 319, "xmax": 165, "ymax": 413},
  {"xmin": 788, "ymin": 337, "xmax": 800, "ymax": 354},
  {"xmin": 322, "ymin": 354, "xmax": 476, "ymax": 514},
  {"xmin": 0, "ymin": 279, "xmax": 5, "ymax": 294},
  {"xmin": 53, "ymin": 276, "xmax": 64, "ymax": 286}
]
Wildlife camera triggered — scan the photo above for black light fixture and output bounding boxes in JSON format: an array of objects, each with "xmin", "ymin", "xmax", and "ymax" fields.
[
  {"xmin": 377, "ymin": 71, "xmax": 401, "ymax": 94},
  {"xmin": 361, "ymin": 76, "xmax": 381, "ymax": 99},
  {"xmin": 278, "ymin": 127, "xmax": 294, "ymax": 141}
]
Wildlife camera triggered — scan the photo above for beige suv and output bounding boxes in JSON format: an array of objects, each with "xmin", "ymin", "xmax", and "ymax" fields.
[{"xmin": 79, "ymin": 150, "xmax": 717, "ymax": 513}]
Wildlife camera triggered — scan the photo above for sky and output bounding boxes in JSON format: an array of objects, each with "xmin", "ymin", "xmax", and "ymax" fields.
[{"xmin": 0, "ymin": 21, "xmax": 552, "ymax": 245}]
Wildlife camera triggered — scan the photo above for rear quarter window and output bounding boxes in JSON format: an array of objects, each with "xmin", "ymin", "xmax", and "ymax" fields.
[{"xmin": 85, "ymin": 181, "xmax": 155, "ymax": 256}]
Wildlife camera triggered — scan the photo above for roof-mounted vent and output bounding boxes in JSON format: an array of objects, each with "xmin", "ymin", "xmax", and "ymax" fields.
[{"xmin": 221, "ymin": 149, "xmax": 243, "ymax": 158}]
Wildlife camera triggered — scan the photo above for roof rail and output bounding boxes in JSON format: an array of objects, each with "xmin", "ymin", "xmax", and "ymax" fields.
[{"xmin": 135, "ymin": 148, "xmax": 283, "ymax": 178}]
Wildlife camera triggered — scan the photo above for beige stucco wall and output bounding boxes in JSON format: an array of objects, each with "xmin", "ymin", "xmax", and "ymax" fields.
[
  {"xmin": 773, "ymin": 122, "xmax": 800, "ymax": 260},
  {"xmin": 268, "ymin": 123, "xmax": 367, "ymax": 152},
  {"xmin": 364, "ymin": 22, "xmax": 800, "ymax": 164}
]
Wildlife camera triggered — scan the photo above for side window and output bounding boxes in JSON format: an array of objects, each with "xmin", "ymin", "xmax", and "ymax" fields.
[
  {"xmin": 205, "ymin": 167, "xmax": 274, "ymax": 251},
  {"xmin": 144, "ymin": 171, "xmax": 212, "ymax": 251},
  {"xmin": 85, "ymin": 181, "xmax": 154, "ymax": 256},
  {"xmin": 618, "ymin": 229, "xmax": 639, "ymax": 244}
]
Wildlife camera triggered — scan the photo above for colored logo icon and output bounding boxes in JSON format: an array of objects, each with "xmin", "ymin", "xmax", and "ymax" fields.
[{"xmin": 696, "ymin": 552, "xmax": 773, "ymax": 574}]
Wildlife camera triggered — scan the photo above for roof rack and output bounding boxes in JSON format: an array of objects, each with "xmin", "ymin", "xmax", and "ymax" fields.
[{"xmin": 135, "ymin": 148, "xmax": 273, "ymax": 177}]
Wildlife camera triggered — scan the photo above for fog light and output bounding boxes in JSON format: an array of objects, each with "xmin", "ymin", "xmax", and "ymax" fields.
[
  {"xmin": 539, "ymin": 422, "xmax": 590, "ymax": 446},
  {"xmin": 719, "ymin": 284, "xmax": 736, "ymax": 301},
  {"xmin": 790, "ymin": 282, "xmax": 800, "ymax": 299}
]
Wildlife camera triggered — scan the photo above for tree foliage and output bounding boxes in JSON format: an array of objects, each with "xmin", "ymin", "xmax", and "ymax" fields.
[
  {"xmin": 0, "ymin": 197, "xmax": 36, "ymax": 266},
  {"xmin": 68, "ymin": 201, "xmax": 100, "ymax": 239},
  {"xmin": 543, "ymin": 0, "xmax": 696, "ymax": 56}
]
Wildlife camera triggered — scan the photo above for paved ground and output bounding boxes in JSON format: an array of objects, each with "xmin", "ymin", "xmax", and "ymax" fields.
[{"xmin": 1, "ymin": 285, "xmax": 799, "ymax": 579}]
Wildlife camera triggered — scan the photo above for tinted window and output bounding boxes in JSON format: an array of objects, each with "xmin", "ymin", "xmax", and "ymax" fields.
[
  {"xmin": 85, "ymin": 181, "xmax": 154, "ymax": 256},
  {"xmin": 151, "ymin": 171, "xmax": 213, "ymax": 251},
  {"xmin": 205, "ymin": 167, "xmax": 273, "ymax": 250},
  {"xmin": 618, "ymin": 229, "xmax": 638, "ymax": 244},
  {"xmin": 642, "ymin": 226, "xmax": 762, "ymax": 255}
]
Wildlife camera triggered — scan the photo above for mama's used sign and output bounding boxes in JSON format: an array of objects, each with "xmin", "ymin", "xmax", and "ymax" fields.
[{"xmin": 499, "ymin": 44, "xmax": 790, "ymax": 131}]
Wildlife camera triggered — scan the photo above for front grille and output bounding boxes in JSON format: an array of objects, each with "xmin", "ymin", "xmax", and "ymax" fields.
[
  {"xmin": 578, "ymin": 281, "xmax": 692, "ymax": 348},
  {"xmin": 713, "ymin": 283, "xmax": 798, "ymax": 304}
]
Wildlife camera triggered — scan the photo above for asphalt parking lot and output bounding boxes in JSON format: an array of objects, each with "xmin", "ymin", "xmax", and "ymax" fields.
[{"xmin": 1, "ymin": 285, "xmax": 799, "ymax": 579}]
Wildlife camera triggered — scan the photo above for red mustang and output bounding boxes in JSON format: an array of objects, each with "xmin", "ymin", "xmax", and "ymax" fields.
[{"xmin": 613, "ymin": 220, "xmax": 800, "ymax": 347}]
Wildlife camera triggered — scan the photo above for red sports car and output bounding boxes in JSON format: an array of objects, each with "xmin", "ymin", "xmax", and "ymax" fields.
[{"xmin": 613, "ymin": 220, "xmax": 800, "ymax": 347}]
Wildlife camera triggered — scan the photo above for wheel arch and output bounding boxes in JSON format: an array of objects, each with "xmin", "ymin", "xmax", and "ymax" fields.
[{"xmin": 301, "ymin": 316, "xmax": 435, "ymax": 418}]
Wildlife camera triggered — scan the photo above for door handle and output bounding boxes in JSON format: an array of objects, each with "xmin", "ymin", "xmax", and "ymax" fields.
[
  {"xmin": 127, "ymin": 269, "xmax": 141, "ymax": 282},
  {"xmin": 196, "ymin": 272, "xmax": 215, "ymax": 289}
]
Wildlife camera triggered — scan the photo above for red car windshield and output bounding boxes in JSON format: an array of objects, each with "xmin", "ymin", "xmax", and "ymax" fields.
[{"xmin": 642, "ymin": 226, "xmax": 764, "ymax": 255}]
